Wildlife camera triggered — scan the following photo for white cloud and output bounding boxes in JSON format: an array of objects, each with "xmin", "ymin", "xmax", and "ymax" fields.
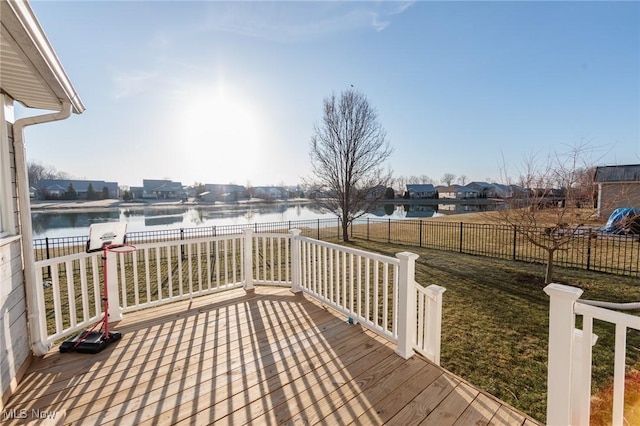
[
  {"xmin": 370, "ymin": 12, "xmax": 390, "ymax": 32},
  {"xmin": 387, "ymin": 1, "xmax": 416, "ymax": 16},
  {"xmin": 194, "ymin": 1, "xmax": 415, "ymax": 43}
]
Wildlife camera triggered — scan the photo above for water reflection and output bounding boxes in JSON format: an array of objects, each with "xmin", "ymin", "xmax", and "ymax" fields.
[
  {"xmin": 404, "ymin": 204, "xmax": 439, "ymax": 218},
  {"xmin": 437, "ymin": 203, "xmax": 497, "ymax": 214},
  {"xmin": 31, "ymin": 201, "xmax": 500, "ymax": 239},
  {"xmin": 31, "ymin": 210, "xmax": 120, "ymax": 236},
  {"xmin": 31, "ymin": 203, "xmax": 337, "ymax": 239}
]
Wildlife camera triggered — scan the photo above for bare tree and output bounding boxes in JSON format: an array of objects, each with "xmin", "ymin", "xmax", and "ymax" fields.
[
  {"xmin": 395, "ymin": 175, "xmax": 407, "ymax": 194},
  {"xmin": 419, "ymin": 175, "xmax": 434, "ymax": 184},
  {"xmin": 308, "ymin": 88, "xmax": 392, "ymax": 242},
  {"xmin": 495, "ymin": 144, "xmax": 603, "ymax": 283},
  {"xmin": 441, "ymin": 173, "xmax": 456, "ymax": 186},
  {"xmin": 457, "ymin": 174, "xmax": 468, "ymax": 185},
  {"xmin": 27, "ymin": 161, "xmax": 70, "ymax": 186}
]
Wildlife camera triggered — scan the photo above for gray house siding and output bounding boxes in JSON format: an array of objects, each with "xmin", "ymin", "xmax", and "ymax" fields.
[
  {"xmin": 597, "ymin": 183, "xmax": 640, "ymax": 218},
  {"xmin": 595, "ymin": 165, "xmax": 640, "ymax": 218},
  {"xmin": 0, "ymin": 118, "xmax": 30, "ymax": 409},
  {"xmin": 0, "ymin": 239, "xmax": 30, "ymax": 408}
]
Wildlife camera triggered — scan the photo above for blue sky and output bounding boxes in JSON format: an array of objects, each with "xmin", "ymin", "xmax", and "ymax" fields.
[{"xmin": 20, "ymin": 1, "xmax": 640, "ymax": 188}]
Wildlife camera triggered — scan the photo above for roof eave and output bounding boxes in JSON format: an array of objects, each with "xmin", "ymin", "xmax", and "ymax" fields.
[{"xmin": 2, "ymin": 0, "xmax": 85, "ymax": 114}]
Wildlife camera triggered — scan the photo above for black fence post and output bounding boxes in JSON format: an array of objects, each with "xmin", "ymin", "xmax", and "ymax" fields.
[
  {"xmin": 459, "ymin": 222, "xmax": 463, "ymax": 253},
  {"xmin": 419, "ymin": 220, "xmax": 423, "ymax": 248},
  {"xmin": 367, "ymin": 218, "xmax": 370, "ymax": 241},
  {"xmin": 388, "ymin": 219, "xmax": 391, "ymax": 243},
  {"xmin": 513, "ymin": 226, "xmax": 517, "ymax": 261},
  {"xmin": 180, "ymin": 228, "xmax": 185, "ymax": 260},
  {"xmin": 45, "ymin": 237, "xmax": 51, "ymax": 279},
  {"xmin": 586, "ymin": 230, "xmax": 592, "ymax": 271},
  {"xmin": 317, "ymin": 219, "xmax": 320, "ymax": 240}
]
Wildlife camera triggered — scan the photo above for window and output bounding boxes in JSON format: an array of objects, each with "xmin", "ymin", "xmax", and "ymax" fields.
[{"xmin": 0, "ymin": 94, "xmax": 16, "ymax": 237}]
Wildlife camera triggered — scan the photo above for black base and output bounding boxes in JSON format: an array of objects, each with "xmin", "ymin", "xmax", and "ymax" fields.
[{"xmin": 59, "ymin": 330, "xmax": 122, "ymax": 354}]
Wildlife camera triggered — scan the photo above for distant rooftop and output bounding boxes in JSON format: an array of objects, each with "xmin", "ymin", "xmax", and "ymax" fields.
[{"xmin": 594, "ymin": 164, "xmax": 640, "ymax": 183}]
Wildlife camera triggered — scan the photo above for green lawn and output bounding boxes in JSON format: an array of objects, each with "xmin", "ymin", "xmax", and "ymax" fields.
[{"xmin": 343, "ymin": 238, "xmax": 640, "ymax": 423}]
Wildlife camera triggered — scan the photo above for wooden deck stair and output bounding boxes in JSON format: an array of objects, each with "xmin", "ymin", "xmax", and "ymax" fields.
[{"xmin": 4, "ymin": 287, "xmax": 541, "ymax": 425}]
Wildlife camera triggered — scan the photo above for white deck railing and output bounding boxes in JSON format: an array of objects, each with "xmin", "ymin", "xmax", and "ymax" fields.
[
  {"xmin": 296, "ymin": 235, "xmax": 400, "ymax": 341},
  {"xmin": 118, "ymin": 234, "xmax": 247, "ymax": 313},
  {"xmin": 545, "ymin": 283, "xmax": 640, "ymax": 426},
  {"xmin": 415, "ymin": 283, "xmax": 446, "ymax": 364},
  {"xmin": 34, "ymin": 229, "xmax": 445, "ymax": 364}
]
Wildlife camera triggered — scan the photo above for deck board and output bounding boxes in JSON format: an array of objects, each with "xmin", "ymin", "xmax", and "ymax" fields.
[{"xmin": 4, "ymin": 287, "xmax": 541, "ymax": 425}]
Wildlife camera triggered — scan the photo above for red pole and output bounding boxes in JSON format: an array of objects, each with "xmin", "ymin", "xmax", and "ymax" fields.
[{"xmin": 102, "ymin": 246, "xmax": 109, "ymax": 338}]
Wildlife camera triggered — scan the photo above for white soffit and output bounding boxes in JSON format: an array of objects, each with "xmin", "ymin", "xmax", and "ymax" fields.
[{"xmin": 0, "ymin": 0, "xmax": 84, "ymax": 113}]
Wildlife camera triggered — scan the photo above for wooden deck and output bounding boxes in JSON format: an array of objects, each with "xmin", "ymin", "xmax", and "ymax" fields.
[{"xmin": 4, "ymin": 287, "xmax": 541, "ymax": 425}]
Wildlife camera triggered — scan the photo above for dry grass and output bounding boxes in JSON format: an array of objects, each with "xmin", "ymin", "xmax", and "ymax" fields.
[
  {"xmin": 591, "ymin": 369, "xmax": 640, "ymax": 425},
  {"xmin": 432, "ymin": 207, "xmax": 606, "ymax": 227}
]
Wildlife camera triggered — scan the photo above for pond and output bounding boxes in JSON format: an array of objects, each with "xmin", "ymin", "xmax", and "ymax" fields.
[{"xmin": 30, "ymin": 201, "xmax": 499, "ymax": 239}]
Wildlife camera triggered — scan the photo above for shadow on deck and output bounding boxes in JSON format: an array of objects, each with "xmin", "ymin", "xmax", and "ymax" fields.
[{"xmin": 4, "ymin": 287, "xmax": 540, "ymax": 425}]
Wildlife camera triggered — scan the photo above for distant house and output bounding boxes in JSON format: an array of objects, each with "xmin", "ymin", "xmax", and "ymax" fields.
[
  {"xmin": 466, "ymin": 182, "xmax": 494, "ymax": 198},
  {"xmin": 466, "ymin": 182, "xmax": 513, "ymax": 198},
  {"xmin": 139, "ymin": 179, "xmax": 186, "ymax": 200},
  {"xmin": 594, "ymin": 164, "xmax": 640, "ymax": 218},
  {"xmin": 130, "ymin": 186, "xmax": 143, "ymax": 199},
  {"xmin": 491, "ymin": 183, "xmax": 513, "ymax": 198},
  {"xmin": 509, "ymin": 184, "xmax": 530, "ymax": 198},
  {"xmin": 199, "ymin": 184, "xmax": 246, "ymax": 202},
  {"xmin": 406, "ymin": 184, "xmax": 437, "ymax": 199},
  {"xmin": 365, "ymin": 185, "xmax": 388, "ymax": 200},
  {"xmin": 35, "ymin": 179, "xmax": 118, "ymax": 199},
  {"xmin": 437, "ymin": 185, "xmax": 479, "ymax": 199},
  {"xmin": 252, "ymin": 186, "xmax": 286, "ymax": 200}
]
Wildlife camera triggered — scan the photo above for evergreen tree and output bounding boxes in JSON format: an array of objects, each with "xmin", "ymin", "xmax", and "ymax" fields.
[
  {"xmin": 65, "ymin": 183, "xmax": 78, "ymax": 200},
  {"xmin": 102, "ymin": 186, "xmax": 110, "ymax": 199},
  {"xmin": 384, "ymin": 187, "xmax": 395, "ymax": 199},
  {"xmin": 86, "ymin": 183, "xmax": 97, "ymax": 200}
]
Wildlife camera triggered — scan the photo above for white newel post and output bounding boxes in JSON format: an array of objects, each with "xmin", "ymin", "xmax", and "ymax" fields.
[
  {"xmin": 544, "ymin": 283, "xmax": 584, "ymax": 426},
  {"xmin": 106, "ymin": 252, "xmax": 123, "ymax": 321},
  {"xmin": 396, "ymin": 252, "xmax": 419, "ymax": 359},
  {"xmin": 425, "ymin": 284, "xmax": 446, "ymax": 365},
  {"xmin": 571, "ymin": 328, "xmax": 598, "ymax": 426},
  {"xmin": 290, "ymin": 229, "xmax": 302, "ymax": 293},
  {"xmin": 243, "ymin": 229, "xmax": 254, "ymax": 291}
]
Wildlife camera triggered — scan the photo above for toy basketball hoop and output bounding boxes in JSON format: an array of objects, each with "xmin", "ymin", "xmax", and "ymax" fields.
[
  {"xmin": 60, "ymin": 222, "xmax": 135, "ymax": 354},
  {"xmin": 85, "ymin": 222, "xmax": 128, "ymax": 252}
]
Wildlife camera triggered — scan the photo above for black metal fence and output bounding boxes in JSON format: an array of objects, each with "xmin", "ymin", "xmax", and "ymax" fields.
[
  {"xmin": 34, "ymin": 216, "xmax": 640, "ymax": 277},
  {"xmin": 350, "ymin": 217, "xmax": 640, "ymax": 277},
  {"xmin": 33, "ymin": 218, "xmax": 342, "ymax": 262}
]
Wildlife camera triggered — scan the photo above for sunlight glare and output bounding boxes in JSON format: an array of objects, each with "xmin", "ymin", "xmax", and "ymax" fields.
[{"xmin": 179, "ymin": 84, "xmax": 263, "ymax": 181}]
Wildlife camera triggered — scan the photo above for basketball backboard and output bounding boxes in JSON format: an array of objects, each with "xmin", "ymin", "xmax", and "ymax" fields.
[{"xmin": 86, "ymin": 222, "xmax": 128, "ymax": 253}]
